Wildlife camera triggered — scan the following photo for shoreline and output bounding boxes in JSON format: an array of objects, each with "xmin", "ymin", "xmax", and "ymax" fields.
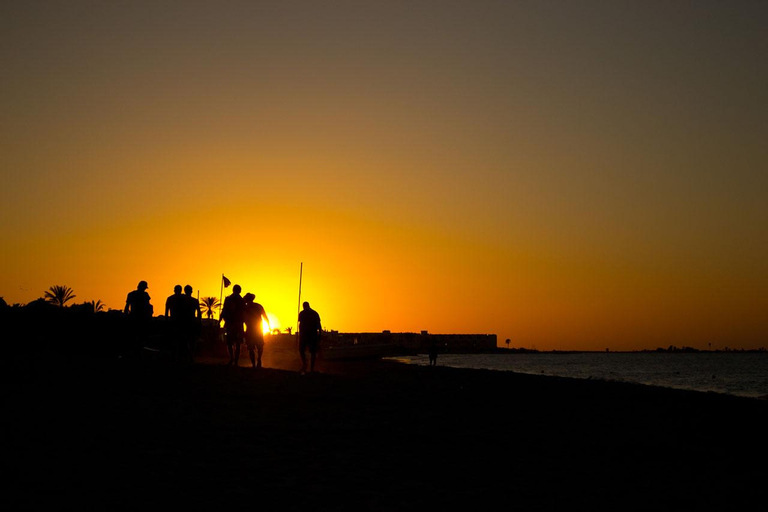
[
  {"xmin": 6, "ymin": 354, "xmax": 767, "ymax": 509},
  {"xmin": 389, "ymin": 353, "xmax": 768, "ymax": 401}
]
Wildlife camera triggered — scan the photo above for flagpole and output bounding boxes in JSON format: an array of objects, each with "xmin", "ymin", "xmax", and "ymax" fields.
[
  {"xmin": 219, "ymin": 273, "xmax": 224, "ymax": 320},
  {"xmin": 296, "ymin": 262, "xmax": 303, "ymax": 335}
]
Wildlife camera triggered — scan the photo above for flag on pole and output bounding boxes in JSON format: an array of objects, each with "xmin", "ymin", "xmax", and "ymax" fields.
[{"xmin": 222, "ymin": 275, "xmax": 231, "ymax": 288}]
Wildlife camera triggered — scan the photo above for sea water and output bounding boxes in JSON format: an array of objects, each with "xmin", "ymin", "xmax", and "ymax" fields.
[{"xmin": 390, "ymin": 352, "xmax": 768, "ymax": 399}]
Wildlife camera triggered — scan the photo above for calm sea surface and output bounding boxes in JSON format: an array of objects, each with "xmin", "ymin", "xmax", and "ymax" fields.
[{"xmin": 389, "ymin": 352, "xmax": 768, "ymax": 399}]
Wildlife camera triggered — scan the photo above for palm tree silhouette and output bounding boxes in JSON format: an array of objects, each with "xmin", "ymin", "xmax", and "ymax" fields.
[
  {"xmin": 91, "ymin": 300, "xmax": 105, "ymax": 312},
  {"xmin": 44, "ymin": 285, "xmax": 76, "ymax": 307},
  {"xmin": 200, "ymin": 297, "xmax": 220, "ymax": 320}
]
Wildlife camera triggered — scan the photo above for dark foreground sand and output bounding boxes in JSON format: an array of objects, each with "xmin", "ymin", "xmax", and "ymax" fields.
[{"xmin": 4, "ymin": 346, "xmax": 767, "ymax": 510}]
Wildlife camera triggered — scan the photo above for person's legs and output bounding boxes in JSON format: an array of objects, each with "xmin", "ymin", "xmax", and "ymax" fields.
[
  {"xmin": 256, "ymin": 344, "xmax": 263, "ymax": 368},
  {"xmin": 179, "ymin": 327, "xmax": 193, "ymax": 363},
  {"xmin": 227, "ymin": 329, "xmax": 243, "ymax": 366},
  {"xmin": 186, "ymin": 333, "xmax": 195, "ymax": 364},
  {"xmin": 187, "ymin": 322, "xmax": 199, "ymax": 364},
  {"xmin": 174, "ymin": 328, "xmax": 184, "ymax": 363},
  {"xmin": 309, "ymin": 339, "xmax": 318, "ymax": 372},
  {"xmin": 124, "ymin": 320, "xmax": 138, "ymax": 361},
  {"xmin": 299, "ymin": 338, "xmax": 307, "ymax": 373},
  {"xmin": 134, "ymin": 319, "xmax": 149, "ymax": 362},
  {"xmin": 248, "ymin": 345, "xmax": 256, "ymax": 367},
  {"xmin": 226, "ymin": 329, "xmax": 236, "ymax": 364}
]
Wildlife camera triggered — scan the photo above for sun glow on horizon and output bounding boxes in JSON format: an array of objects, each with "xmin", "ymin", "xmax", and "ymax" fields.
[
  {"xmin": 264, "ymin": 312, "xmax": 279, "ymax": 335},
  {"xmin": 2, "ymin": 3, "xmax": 767, "ymax": 351}
]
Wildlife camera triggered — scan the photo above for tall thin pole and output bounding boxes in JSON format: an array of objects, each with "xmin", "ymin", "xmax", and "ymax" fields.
[
  {"xmin": 219, "ymin": 274, "xmax": 224, "ymax": 320},
  {"xmin": 296, "ymin": 262, "xmax": 303, "ymax": 334}
]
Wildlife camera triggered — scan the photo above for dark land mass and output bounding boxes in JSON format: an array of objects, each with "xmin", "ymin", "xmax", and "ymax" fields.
[{"xmin": 4, "ymin": 343, "xmax": 767, "ymax": 511}]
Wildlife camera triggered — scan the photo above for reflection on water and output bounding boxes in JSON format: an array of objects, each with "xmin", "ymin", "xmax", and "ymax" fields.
[{"xmin": 389, "ymin": 352, "xmax": 768, "ymax": 399}]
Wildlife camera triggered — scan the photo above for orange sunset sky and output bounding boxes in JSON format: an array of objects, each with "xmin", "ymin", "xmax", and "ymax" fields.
[{"xmin": 2, "ymin": 1, "xmax": 767, "ymax": 351}]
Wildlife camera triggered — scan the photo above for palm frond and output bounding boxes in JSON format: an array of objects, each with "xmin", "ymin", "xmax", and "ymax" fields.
[
  {"xmin": 44, "ymin": 285, "xmax": 76, "ymax": 307},
  {"xmin": 199, "ymin": 296, "xmax": 221, "ymax": 319}
]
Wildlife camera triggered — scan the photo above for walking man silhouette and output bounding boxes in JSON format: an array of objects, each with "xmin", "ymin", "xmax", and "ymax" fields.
[
  {"xmin": 182, "ymin": 285, "xmax": 202, "ymax": 363},
  {"xmin": 298, "ymin": 301, "xmax": 322, "ymax": 374},
  {"xmin": 165, "ymin": 284, "xmax": 185, "ymax": 361},
  {"xmin": 243, "ymin": 292, "xmax": 270, "ymax": 369},
  {"xmin": 219, "ymin": 284, "xmax": 245, "ymax": 366},
  {"xmin": 124, "ymin": 280, "xmax": 152, "ymax": 360},
  {"xmin": 428, "ymin": 340, "xmax": 439, "ymax": 366}
]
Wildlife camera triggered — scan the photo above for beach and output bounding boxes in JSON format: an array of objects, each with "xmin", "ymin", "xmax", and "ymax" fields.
[{"xmin": 5, "ymin": 349, "xmax": 767, "ymax": 510}]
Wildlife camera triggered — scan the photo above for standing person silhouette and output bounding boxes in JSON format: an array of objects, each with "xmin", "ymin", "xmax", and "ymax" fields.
[
  {"xmin": 124, "ymin": 280, "xmax": 152, "ymax": 360},
  {"xmin": 243, "ymin": 292, "xmax": 270, "ymax": 369},
  {"xmin": 219, "ymin": 284, "xmax": 245, "ymax": 366},
  {"xmin": 165, "ymin": 285, "xmax": 185, "ymax": 362},
  {"xmin": 182, "ymin": 285, "xmax": 202, "ymax": 363},
  {"xmin": 428, "ymin": 340, "xmax": 439, "ymax": 366},
  {"xmin": 298, "ymin": 301, "xmax": 322, "ymax": 374},
  {"xmin": 165, "ymin": 284, "xmax": 184, "ymax": 317}
]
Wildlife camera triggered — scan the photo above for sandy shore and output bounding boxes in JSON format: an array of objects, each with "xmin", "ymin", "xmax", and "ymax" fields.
[{"xmin": 5, "ymin": 348, "xmax": 767, "ymax": 510}]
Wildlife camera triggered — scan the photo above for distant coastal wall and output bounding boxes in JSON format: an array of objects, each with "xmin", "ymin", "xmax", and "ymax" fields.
[{"xmin": 317, "ymin": 330, "xmax": 498, "ymax": 353}]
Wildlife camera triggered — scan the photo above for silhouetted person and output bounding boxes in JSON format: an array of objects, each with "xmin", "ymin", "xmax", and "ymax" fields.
[
  {"xmin": 243, "ymin": 292, "xmax": 270, "ymax": 369},
  {"xmin": 182, "ymin": 285, "xmax": 202, "ymax": 363},
  {"xmin": 428, "ymin": 341, "xmax": 439, "ymax": 366},
  {"xmin": 298, "ymin": 301, "xmax": 322, "ymax": 374},
  {"xmin": 124, "ymin": 280, "xmax": 152, "ymax": 360},
  {"xmin": 219, "ymin": 284, "xmax": 245, "ymax": 366},
  {"xmin": 165, "ymin": 285, "xmax": 186, "ymax": 361}
]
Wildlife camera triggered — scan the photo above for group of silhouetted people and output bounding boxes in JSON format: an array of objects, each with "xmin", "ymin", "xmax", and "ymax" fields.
[
  {"xmin": 219, "ymin": 284, "xmax": 270, "ymax": 369},
  {"xmin": 124, "ymin": 280, "xmax": 322, "ymax": 372},
  {"xmin": 219, "ymin": 283, "xmax": 322, "ymax": 373},
  {"xmin": 124, "ymin": 280, "xmax": 201, "ymax": 363},
  {"xmin": 164, "ymin": 284, "xmax": 202, "ymax": 363}
]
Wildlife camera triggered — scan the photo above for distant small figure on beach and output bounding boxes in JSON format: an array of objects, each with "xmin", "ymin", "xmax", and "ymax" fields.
[
  {"xmin": 219, "ymin": 284, "xmax": 245, "ymax": 366},
  {"xmin": 124, "ymin": 280, "xmax": 152, "ymax": 360},
  {"xmin": 243, "ymin": 292, "xmax": 270, "ymax": 369},
  {"xmin": 298, "ymin": 301, "xmax": 322, "ymax": 374},
  {"xmin": 183, "ymin": 285, "xmax": 202, "ymax": 363},
  {"xmin": 428, "ymin": 341, "xmax": 439, "ymax": 366}
]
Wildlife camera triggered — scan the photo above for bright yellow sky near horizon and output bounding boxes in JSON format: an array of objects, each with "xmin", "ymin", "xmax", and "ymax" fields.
[{"xmin": 2, "ymin": 1, "xmax": 767, "ymax": 350}]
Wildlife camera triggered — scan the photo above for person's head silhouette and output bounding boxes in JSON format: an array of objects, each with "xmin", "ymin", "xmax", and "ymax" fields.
[
  {"xmin": 184, "ymin": 285, "xmax": 193, "ymax": 295},
  {"xmin": 243, "ymin": 292, "xmax": 255, "ymax": 304},
  {"xmin": 174, "ymin": 285, "xmax": 182, "ymax": 294},
  {"xmin": 233, "ymin": 284, "xmax": 242, "ymax": 295},
  {"xmin": 138, "ymin": 280, "xmax": 148, "ymax": 291}
]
